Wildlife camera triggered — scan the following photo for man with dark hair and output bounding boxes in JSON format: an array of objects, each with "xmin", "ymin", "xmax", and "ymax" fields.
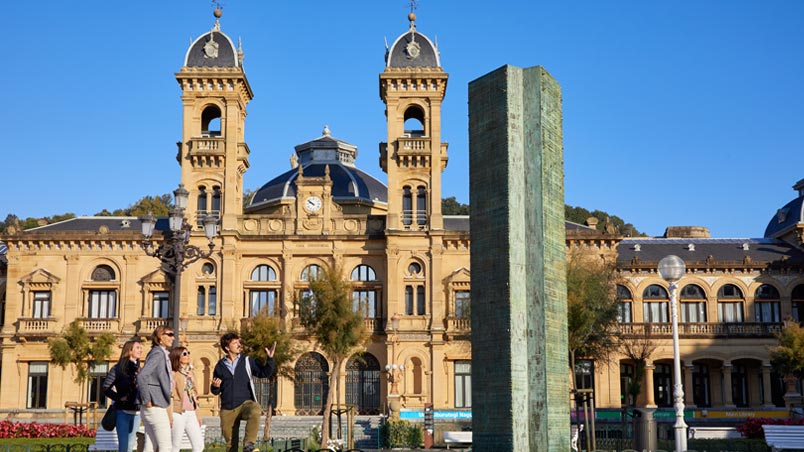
[{"xmin": 211, "ymin": 332, "xmax": 276, "ymax": 452}]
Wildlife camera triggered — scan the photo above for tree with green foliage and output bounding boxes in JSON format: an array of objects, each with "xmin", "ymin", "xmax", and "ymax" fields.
[
  {"xmin": 48, "ymin": 320, "xmax": 116, "ymax": 410},
  {"xmin": 566, "ymin": 250, "xmax": 622, "ymax": 388},
  {"xmin": 442, "ymin": 196, "xmax": 470, "ymax": 215},
  {"xmin": 95, "ymin": 194, "xmax": 173, "ymax": 217},
  {"xmin": 239, "ymin": 314, "xmax": 300, "ymax": 440},
  {"xmin": 619, "ymin": 330, "xmax": 659, "ymax": 407},
  {"xmin": 770, "ymin": 319, "xmax": 804, "ymax": 378},
  {"xmin": 564, "ymin": 204, "xmax": 642, "ymax": 237},
  {"xmin": 299, "ymin": 265, "xmax": 368, "ymax": 446}
]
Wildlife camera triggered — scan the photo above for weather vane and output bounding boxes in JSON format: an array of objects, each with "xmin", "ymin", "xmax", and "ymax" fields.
[
  {"xmin": 211, "ymin": 1, "xmax": 225, "ymax": 11},
  {"xmin": 409, "ymin": 0, "xmax": 418, "ymax": 14}
]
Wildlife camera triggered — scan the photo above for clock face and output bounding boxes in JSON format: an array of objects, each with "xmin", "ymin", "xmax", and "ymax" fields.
[{"xmin": 305, "ymin": 196, "xmax": 322, "ymax": 213}]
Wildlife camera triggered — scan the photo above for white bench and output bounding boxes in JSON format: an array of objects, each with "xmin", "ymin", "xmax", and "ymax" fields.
[
  {"xmin": 763, "ymin": 425, "xmax": 804, "ymax": 452},
  {"xmin": 688, "ymin": 426, "xmax": 741, "ymax": 439},
  {"xmin": 443, "ymin": 431, "xmax": 472, "ymax": 449},
  {"xmin": 89, "ymin": 424, "xmax": 207, "ymax": 451}
]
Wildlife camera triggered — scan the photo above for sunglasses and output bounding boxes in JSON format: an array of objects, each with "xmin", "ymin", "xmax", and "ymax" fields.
[
  {"xmin": 182, "ymin": 351, "xmax": 191, "ymax": 357},
  {"xmin": 164, "ymin": 332, "xmax": 175, "ymax": 337}
]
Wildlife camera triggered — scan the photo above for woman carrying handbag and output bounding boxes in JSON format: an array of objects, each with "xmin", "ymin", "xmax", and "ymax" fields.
[{"xmin": 102, "ymin": 339, "xmax": 144, "ymax": 452}]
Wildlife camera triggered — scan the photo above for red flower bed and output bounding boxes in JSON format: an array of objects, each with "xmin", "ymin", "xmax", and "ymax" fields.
[
  {"xmin": 0, "ymin": 421, "xmax": 95, "ymax": 438},
  {"xmin": 736, "ymin": 417, "xmax": 804, "ymax": 439}
]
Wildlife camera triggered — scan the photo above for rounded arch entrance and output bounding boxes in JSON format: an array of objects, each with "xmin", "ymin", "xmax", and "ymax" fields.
[
  {"xmin": 294, "ymin": 352, "xmax": 329, "ymax": 415},
  {"xmin": 345, "ymin": 352, "xmax": 381, "ymax": 415}
]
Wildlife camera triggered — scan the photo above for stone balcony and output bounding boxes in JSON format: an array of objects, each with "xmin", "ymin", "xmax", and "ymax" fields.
[
  {"xmin": 78, "ymin": 318, "xmax": 119, "ymax": 333},
  {"xmin": 618, "ymin": 322, "xmax": 783, "ymax": 338},
  {"xmin": 17, "ymin": 317, "xmax": 57, "ymax": 338}
]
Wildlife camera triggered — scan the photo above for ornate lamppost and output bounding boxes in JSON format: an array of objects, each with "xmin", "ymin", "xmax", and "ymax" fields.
[
  {"xmin": 385, "ymin": 313, "xmax": 405, "ymax": 417},
  {"xmin": 658, "ymin": 255, "xmax": 688, "ymax": 452},
  {"xmin": 141, "ymin": 184, "xmax": 218, "ymax": 346}
]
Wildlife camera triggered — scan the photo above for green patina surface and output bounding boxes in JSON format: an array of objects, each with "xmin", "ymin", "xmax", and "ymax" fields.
[{"xmin": 469, "ymin": 65, "xmax": 569, "ymax": 451}]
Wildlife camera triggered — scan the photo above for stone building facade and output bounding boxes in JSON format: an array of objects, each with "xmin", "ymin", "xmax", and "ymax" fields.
[{"xmin": 1, "ymin": 10, "xmax": 803, "ymax": 421}]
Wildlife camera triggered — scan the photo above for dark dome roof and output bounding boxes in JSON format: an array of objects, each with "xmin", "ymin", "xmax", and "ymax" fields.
[
  {"xmin": 765, "ymin": 179, "xmax": 804, "ymax": 238},
  {"xmin": 386, "ymin": 28, "xmax": 440, "ymax": 68},
  {"xmin": 247, "ymin": 129, "xmax": 388, "ymax": 211},
  {"xmin": 184, "ymin": 30, "xmax": 239, "ymax": 68}
]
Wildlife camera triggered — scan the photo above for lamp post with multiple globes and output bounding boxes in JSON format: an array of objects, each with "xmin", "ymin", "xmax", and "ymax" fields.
[{"xmin": 141, "ymin": 184, "xmax": 218, "ymax": 346}]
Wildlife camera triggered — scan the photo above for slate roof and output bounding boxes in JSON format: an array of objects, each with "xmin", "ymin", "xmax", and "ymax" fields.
[
  {"xmin": 387, "ymin": 30, "xmax": 440, "ymax": 68},
  {"xmin": 444, "ymin": 216, "xmax": 469, "ymax": 232},
  {"xmin": 20, "ymin": 217, "xmax": 168, "ymax": 234},
  {"xmin": 617, "ymin": 237, "xmax": 804, "ymax": 266},
  {"xmin": 185, "ymin": 31, "xmax": 239, "ymax": 68}
]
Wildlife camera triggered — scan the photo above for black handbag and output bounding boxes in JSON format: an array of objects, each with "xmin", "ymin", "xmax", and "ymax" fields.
[{"xmin": 101, "ymin": 404, "xmax": 117, "ymax": 431}]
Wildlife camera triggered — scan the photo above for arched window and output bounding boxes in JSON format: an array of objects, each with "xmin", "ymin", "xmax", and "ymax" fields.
[
  {"xmin": 91, "ymin": 265, "xmax": 115, "ymax": 281},
  {"xmin": 616, "ymin": 285, "xmax": 632, "ymax": 323},
  {"xmin": 410, "ymin": 357, "xmax": 423, "ymax": 394},
  {"xmin": 679, "ymin": 284, "xmax": 707, "ymax": 323},
  {"xmin": 755, "ymin": 284, "xmax": 781, "ymax": 323},
  {"xmin": 197, "ymin": 186, "xmax": 208, "ymax": 214},
  {"xmin": 88, "ymin": 265, "xmax": 117, "ymax": 319},
  {"xmin": 201, "ymin": 263, "xmax": 215, "ymax": 275},
  {"xmin": 201, "ymin": 105, "xmax": 222, "ymax": 137},
  {"xmin": 416, "ymin": 186, "xmax": 427, "ymax": 226},
  {"xmin": 247, "ymin": 264, "xmax": 279, "ymax": 317},
  {"xmin": 642, "ymin": 284, "xmax": 668, "ymax": 323},
  {"xmin": 301, "ymin": 265, "xmax": 323, "ymax": 281},
  {"xmin": 351, "ymin": 265, "xmax": 380, "ymax": 325},
  {"xmin": 402, "ymin": 186, "xmax": 413, "ymax": 227},
  {"xmin": 197, "ymin": 285, "xmax": 217, "ymax": 316},
  {"xmin": 212, "ymin": 186, "xmax": 221, "ymax": 217},
  {"xmin": 717, "ymin": 284, "xmax": 744, "ymax": 322},
  {"xmin": 403, "ymin": 105, "xmax": 425, "ymax": 137},
  {"xmin": 251, "ymin": 265, "xmax": 277, "ymax": 282},
  {"xmin": 408, "ymin": 262, "xmax": 422, "ymax": 276}
]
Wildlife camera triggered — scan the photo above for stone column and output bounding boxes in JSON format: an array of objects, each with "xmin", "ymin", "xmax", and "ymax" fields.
[
  {"xmin": 761, "ymin": 364, "xmax": 775, "ymax": 407},
  {"xmin": 644, "ymin": 361, "xmax": 657, "ymax": 408},
  {"xmin": 469, "ymin": 65, "xmax": 568, "ymax": 452},
  {"xmin": 684, "ymin": 364, "xmax": 696, "ymax": 407},
  {"xmin": 722, "ymin": 363, "xmax": 735, "ymax": 407}
]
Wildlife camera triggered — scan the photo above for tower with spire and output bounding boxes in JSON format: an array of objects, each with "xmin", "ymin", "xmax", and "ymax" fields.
[
  {"xmin": 176, "ymin": 7, "xmax": 253, "ymax": 232},
  {"xmin": 380, "ymin": 10, "xmax": 448, "ymax": 232}
]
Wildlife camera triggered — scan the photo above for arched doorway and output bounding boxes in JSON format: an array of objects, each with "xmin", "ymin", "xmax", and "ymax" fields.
[
  {"xmin": 346, "ymin": 353, "xmax": 381, "ymax": 414},
  {"xmin": 294, "ymin": 352, "xmax": 329, "ymax": 415}
]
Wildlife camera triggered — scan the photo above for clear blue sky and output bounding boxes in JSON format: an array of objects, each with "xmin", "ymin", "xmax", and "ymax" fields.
[{"xmin": 3, "ymin": 1, "xmax": 803, "ymax": 238}]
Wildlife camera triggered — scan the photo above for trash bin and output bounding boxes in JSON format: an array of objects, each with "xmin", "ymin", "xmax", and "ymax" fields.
[{"xmin": 633, "ymin": 407, "xmax": 657, "ymax": 452}]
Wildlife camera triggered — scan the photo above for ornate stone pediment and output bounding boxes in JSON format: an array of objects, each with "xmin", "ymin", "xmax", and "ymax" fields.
[{"xmin": 20, "ymin": 268, "xmax": 61, "ymax": 289}]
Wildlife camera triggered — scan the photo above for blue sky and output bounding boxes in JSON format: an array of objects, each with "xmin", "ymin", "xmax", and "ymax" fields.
[{"xmin": 3, "ymin": 1, "xmax": 803, "ymax": 238}]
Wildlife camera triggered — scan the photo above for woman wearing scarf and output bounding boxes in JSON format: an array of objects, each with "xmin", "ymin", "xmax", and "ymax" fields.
[{"xmin": 169, "ymin": 346, "xmax": 204, "ymax": 452}]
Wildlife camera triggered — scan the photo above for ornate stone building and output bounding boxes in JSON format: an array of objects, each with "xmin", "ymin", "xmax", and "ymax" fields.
[{"xmin": 1, "ymin": 10, "xmax": 803, "ymax": 423}]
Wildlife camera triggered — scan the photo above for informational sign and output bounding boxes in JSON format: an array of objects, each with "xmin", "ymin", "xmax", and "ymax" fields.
[{"xmin": 400, "ymin": 409, "xmax": 472, "ymax": 420}]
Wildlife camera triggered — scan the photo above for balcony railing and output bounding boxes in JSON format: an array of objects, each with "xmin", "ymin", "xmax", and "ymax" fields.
[
  {"xmin": 363, "ymin": 318, "xmax": 383, "ymax": 333},
  {"xmin": 619, "ymin": 322, "xmax": 783, "ymax": 338},
  {"xmin": 446, "ymin": 316, "xmax": 471, "ymax": 333},
  {"xmin": 17, "ymin": 317, "xmax": 57, "ymax": 337},
  {"xmin": 140, "ymin": 317, "xmax": 171, "ymax": 333},
  {"xmin": 78, "ymin": 318, "xmax": 119, "ymax": 333}
]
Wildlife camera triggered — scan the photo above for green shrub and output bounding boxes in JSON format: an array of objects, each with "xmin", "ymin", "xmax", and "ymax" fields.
[
  {"xmin": 380, "ymin": 418, "xmax": 423, "ymax": 448},
  {"xmin": 657, "ymin": 438, "xmax": 772, "ymax": 452}
]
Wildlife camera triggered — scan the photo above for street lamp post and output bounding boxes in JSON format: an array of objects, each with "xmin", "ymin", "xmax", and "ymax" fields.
[
  {"xmin": 658, "ymin": 255, "xmax": 688, "ymax": 452},
  {"xmin": 385, "ymin": 313, "xmax": 405, "ymax": 417},
  {"xmin": 141, "ymin": 184, "xmax": 218, "ymax": 346}
]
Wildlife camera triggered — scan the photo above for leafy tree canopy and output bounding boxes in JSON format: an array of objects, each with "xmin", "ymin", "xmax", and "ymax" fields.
[
  {"xmin": 96, "ymin": 194, "xmax": 173, "ymax": 217},
  {"xmin": 770, "ymin": 319, "xmax": 804, "ymax": 378},
  {"xmin": 442, "ymin": 197, "xmax": 470, "ymax": 215},
  {"xmin": 239, "ymin": 314, "xmax": 299, "ymax": 380},
  {"xmin": 565, "ymin": 204, "xmax": 643, "ymax": 236},
  {"xmin": 48, "ymin": 320, "xmax": 116, "ymax": 404}
]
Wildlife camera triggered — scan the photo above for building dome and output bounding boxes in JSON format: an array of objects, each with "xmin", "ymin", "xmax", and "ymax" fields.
[
  {"xmin": 247, "ymin": 128, "xmax": 388, "ymax": 212},
  {"xmin": 765, "ymin": 178, "xmax": 804, "ymax": 238},
  {"xmin": 184, "ymin": 21, "xmax": 240, "ymax": 68},
  {"xmin": 386, "ymin": 15, "xmax": 440, "ymax": 68}
]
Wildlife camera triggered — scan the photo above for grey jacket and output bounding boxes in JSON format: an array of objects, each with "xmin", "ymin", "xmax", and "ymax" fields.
[{"xmin": 136, "ymin": 345, "xmax": 172, "ymax": 408}]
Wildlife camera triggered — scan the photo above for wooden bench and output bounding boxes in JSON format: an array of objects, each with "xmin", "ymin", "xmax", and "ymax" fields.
[
  {"xmin": 443, "ymin": 431, "xmax": 472, "ymax": 449},
  {"xmin": 763, "ymin": 424, "xmax": 804, "ymax": 452},
  {"xmin": 89, "ymin": 424, "xmax": 207, "ymax": 451}
]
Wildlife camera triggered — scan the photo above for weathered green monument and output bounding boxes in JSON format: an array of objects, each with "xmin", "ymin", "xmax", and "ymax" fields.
[{"xmin": 469, "ymin": 65, "xmax": 569, "ymax": 451}]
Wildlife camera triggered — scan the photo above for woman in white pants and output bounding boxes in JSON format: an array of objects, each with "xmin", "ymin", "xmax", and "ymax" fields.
[
  {"xmin": 138, "ymin": 326, "xmax": 175, "ymax": 452},
  {"xmin": 169, "ymin": 346, "xmax": 204, "ymax": 452}
]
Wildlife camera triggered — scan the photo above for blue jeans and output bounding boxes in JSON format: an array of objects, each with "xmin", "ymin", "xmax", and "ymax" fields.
[{"xmin": 115, "ymin": 410, "xmax": 141, "ymax": 452}]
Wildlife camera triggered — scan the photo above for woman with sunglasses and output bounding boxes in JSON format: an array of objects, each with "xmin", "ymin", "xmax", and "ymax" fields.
[
  {"xmin": 137, "ymin": 325, "xmax": 175, "ymax": 452},
  {"xmin": 169, "ymin": 347, "xmax": 203, "ymax": 452}
]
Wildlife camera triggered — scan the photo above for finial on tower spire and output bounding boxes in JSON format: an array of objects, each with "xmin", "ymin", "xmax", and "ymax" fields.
[
  {"xmin": 212, "ymin": 1, "xmax": 224, "ymax": 30},
  {"xmin": 408, "ymin": 0, "xmax": 417, "ymax": 27}
]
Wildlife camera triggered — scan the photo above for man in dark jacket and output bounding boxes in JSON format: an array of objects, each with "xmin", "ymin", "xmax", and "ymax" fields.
[{"xmin": 211, "ymin": 333, "xmax": 276, "ymax": 452}]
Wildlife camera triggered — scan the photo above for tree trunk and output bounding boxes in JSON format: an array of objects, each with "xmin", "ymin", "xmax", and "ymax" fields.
[
  {"xmin": 321, "ymin": 360, "xmax": 340, "ymax": 447},
  {"xmin": 262, "ymin": 403, "xmax": 272, "ymax": 440}
]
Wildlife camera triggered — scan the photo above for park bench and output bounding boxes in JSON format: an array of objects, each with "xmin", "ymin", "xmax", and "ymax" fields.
[
  {"xmin": 89, "ymin": 424, "xmax": 206, "ymax": 451},
  {"xmin": 762, "ymin": 424, "xmax": 804, "ymax": 452},
  {"xmin": 688, "ymin": 426, "xmax": 741, "ymax": 439},
  {"xmin": 443, "ymin": 430, "xmax": 472, "ymax": 449}
]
